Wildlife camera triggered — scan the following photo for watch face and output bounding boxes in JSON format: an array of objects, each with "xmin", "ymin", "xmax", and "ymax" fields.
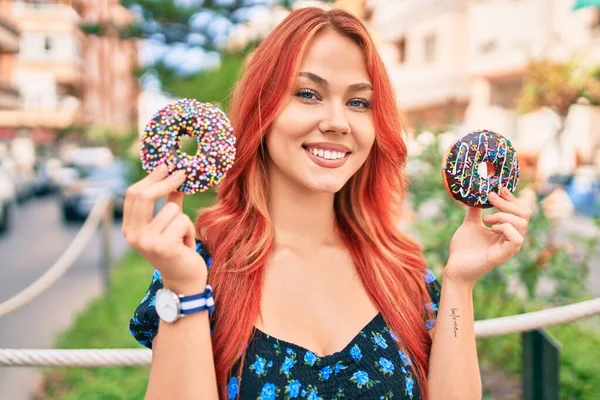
[{"xmin": 156, "ymin": 289, "xmax": 180, "ymax": 323}]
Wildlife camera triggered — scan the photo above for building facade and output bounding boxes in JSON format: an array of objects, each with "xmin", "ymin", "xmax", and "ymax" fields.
[
  {"xmin": 0, "ymin": 0, "xmax": 21, "ymax": 144},
  {"xmin": 369, "ymin": 0, "xmax": 600, "ymax": 179},
  {"xmin": 77, "ymin": 0, "xmax": 139, "ymax": 133},
  {"xmin": 0, "ymin": 0, "xmax": 138, "ymax": 146},
  {"xmin": 0, "ymin": 0, "xmax": 20, "ymax": 112}
]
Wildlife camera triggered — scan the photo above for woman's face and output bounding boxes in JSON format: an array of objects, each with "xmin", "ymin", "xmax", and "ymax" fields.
[{"xmin": 266, "ymin": 29, "xmax": 376, "ymax": 194}]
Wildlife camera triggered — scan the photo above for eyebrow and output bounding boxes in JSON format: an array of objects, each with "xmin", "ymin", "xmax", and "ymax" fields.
[{"xmin": 298, "ymin": 71, "xmax": 373, "ymax": 92}]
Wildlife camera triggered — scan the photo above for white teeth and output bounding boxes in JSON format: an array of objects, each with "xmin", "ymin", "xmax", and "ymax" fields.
[{"xmin": 306, "ymin": 147, "xmax": 347, "ymax": 160}]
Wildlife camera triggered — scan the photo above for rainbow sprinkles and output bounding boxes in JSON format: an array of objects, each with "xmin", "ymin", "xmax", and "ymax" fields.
[
  {"xmin": 441, "ymin": 129, "xmax": 520, "ymax": 208},
  {"xmin": 140, "ymin": 98, "xmax": 237, "ymax": 194}
]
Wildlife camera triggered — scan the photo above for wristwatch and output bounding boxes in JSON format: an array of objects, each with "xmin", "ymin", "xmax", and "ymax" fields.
[{"xmin": 155, "ymin": 285, "xmax": 215, "ymax": 323}]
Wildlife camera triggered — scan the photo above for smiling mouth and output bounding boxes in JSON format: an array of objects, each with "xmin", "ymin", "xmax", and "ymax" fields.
[
  {"xmin": 301, "ymin": 145, "xmax": 351, "ymax": 169},
  {"xmin": 301, "ymin": 145, "xmax": 351, "ymax": 160}
]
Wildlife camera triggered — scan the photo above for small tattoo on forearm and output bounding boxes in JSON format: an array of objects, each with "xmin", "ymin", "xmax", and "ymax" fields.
[{"xmin": 450, "ymin": 308, "xmax": 460, "ymax": 338}]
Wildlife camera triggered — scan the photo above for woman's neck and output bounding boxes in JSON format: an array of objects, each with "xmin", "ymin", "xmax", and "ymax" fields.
[{"xmin": 269, "ymin": 173, "xmax": 339, "ymax": 249}]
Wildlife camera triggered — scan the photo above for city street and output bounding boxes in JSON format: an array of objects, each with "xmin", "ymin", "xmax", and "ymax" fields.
[{"xmin": 0, "ymin": 195, "xmax": 129, "ymax": 400}]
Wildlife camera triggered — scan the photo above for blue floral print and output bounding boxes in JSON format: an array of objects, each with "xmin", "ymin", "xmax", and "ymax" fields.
[
  {"xmin": 350, "ymin": 344, "xmax": 362, "ymax": 360},
  {"xmin": 259, "ymin": 382, "xmax": 278, "ymax": 400},
  {"xmin": 129, "ymin": 239, "xmax": 442, "ymax": 399},
  {"xmin": 280, "ymin": 349, "xmax": 296, "ymax": 377},
  {"xmin": 351, "ymin": 370, "xmax": 380, "ymax": 389},
  {"xmin": 285, "ymin": 379, "xmax": 301, "ymax": 398},
  {"xmin": 405, "ymin": 375, "xmax": 415, "ymax": 397},
  {"xmin": 318, "ymin": 365, "xmax": 332, "ymax": 381},
  {"xmin": 399, "ymin": 350, "xmax": 412, "ymax": 366},
  {"xmin": 228, "ymin": 377, "xmax": 239, "ymax": 399},
  {"xmin": 371, "ymin": 331, "xmax": 389, "ymax": 350},
  {"xmin": 303, "ymin": 350, "xmax": 319, "ymax": 366},
  {"xmin": 250, "ymin": 356, "xmax": 273, "ymax": 377},
  {"xmin": 378, "ymin": 357, "xmax": 395, "ymax": 375}
]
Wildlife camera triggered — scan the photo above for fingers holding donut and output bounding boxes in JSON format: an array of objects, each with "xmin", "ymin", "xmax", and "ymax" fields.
[
  {"xmin": 122, "ymin": 168, "xmax": 188, "ymax": 245},
  {"xmin": 487, "ymin": 187, "xmax": 533, "ymax": 221}
]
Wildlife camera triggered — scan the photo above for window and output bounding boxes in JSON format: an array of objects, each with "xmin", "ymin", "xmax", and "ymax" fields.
[
  {"xmin": 591, "ymin": 10, "xmax": 600, "ymax": 36},
  {"xmin": 395, "ymin": 37, "xmax": 406, "ymax": 64},
  {"xmin": 479, "ymin": 39, "xmax": 497, "ymax": 54},
  {"xmin": 364, "ymin": 6, "xmax": 374, "ymax": 22},
  {"xmin": 424, "ymin": 33, "xmax": 436, "ymax": 63},
  {"xmin": 19, "ymin": 33, "xmax": 45, "ymax": 59}
]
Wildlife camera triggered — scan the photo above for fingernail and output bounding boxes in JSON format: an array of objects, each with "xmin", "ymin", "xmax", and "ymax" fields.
[
  {"xmin": 171, "ymin": 169, "xmax": 186, "ymax": 179},
  {"xmin": 155, "ymin": 164, "xmax": 167, "ymax": 174},
  {"xmin": 502, "ymin": 187, "xmax": 510, "ymax": 196},
  {"xmin": 489, "ymin": 192, "xmax": 498, "ymax": 200}
]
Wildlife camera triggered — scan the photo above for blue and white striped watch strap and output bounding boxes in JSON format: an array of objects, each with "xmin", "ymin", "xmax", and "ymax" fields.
[{"xmin": 180, "ymin": 285, "xmax": 215, "ymax": 315}]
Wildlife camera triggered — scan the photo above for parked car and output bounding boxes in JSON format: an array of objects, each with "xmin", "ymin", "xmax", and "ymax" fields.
[
  {"xmin": 565, "ymin": 166, "xmax": 600, "ymax": 217},
  {"xmin": 0, "ymin": 170, "xmax": 16, "ymax": 233},
  {"xmin": 537, "ymin": 173, "xmax": 573, "ymax": 200},
  {"xmin": 33, "ymin": 158, "xmax": 63, "ymax": 196},
  {"xmin": 59, "ymin": 160, "xmax": 130, "ymax": 222},
  {"xmin": 0, "ymin": 155, "xmax": 35, "ymax": 203}
]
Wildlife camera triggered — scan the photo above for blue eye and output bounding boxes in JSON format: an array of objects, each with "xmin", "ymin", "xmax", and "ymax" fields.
[
  {"xmin": 348, "ymin": 98, "xmax": 372, "ymax": 109},
  {"xmin": 295, "ymin": 89, "xmax": 319, "ymax": 101}
]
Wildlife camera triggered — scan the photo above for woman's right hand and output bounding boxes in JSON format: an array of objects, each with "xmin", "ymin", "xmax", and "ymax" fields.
[{"xmin": 122, "ymin": 164, "xmax": 207, "ymax": 293}]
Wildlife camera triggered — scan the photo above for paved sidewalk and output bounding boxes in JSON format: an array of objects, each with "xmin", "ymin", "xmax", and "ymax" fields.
[{"xmin": 0, "ymin": 197, "xmax": 128, "ymax": 400}]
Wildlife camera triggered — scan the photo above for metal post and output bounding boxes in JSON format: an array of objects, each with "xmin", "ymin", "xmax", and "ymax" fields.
[
  {"xmin": 522, "ymin": 329, "xmax": 561, "ymax": 400},
  {"xmin": 101, "ymin": 196, "xmax": 113, "ymax": 293}
]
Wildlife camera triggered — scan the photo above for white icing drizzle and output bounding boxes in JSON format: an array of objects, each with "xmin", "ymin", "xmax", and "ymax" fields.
[{"xmin": 448, "ymin": 131, "xmax": 517, "ymax": 202}]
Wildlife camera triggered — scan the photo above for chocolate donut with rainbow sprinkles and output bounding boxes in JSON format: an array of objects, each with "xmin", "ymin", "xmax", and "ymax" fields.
[
  {"xmin": 140, "ymin": 98, "xmax": 236, "ymax": 194},
  {"xmin": 441, "ymin": 129, "xmax": 520, "ymax": 208}
]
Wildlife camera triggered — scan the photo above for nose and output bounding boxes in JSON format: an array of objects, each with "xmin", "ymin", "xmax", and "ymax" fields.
[{"xmin": 319, "ymin": 102, "xmax": 350, "ymax": 135}]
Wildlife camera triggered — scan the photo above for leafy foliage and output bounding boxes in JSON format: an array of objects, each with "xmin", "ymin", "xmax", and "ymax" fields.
[
  {"xmin": 407, "ymin": 134, "xmax": 594, "ymax": 304},
  {"xmin": 518, "ymin": 61, "xmax": 583, "ymax": 118}
]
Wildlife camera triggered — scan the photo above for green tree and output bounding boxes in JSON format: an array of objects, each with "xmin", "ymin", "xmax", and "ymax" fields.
[
  {"xmin": 517, "ymin": 59, "xmax": 600, "ymax": 158},
  {"xmin": 517, "ymin": 60, "xmax": 582, "ymax": 153}
]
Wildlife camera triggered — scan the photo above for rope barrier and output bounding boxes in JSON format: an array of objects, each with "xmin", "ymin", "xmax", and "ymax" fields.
[
  {"xmin": 0, "ymin": 349, "xmax": 151, "ymax": 367},
  {"xmin": 474, "ymin": 296, "xmax": 600, "ymax": 338},
  {"xmin": 1, "ymin": 196, "xmax": 599, "ymax": 367},
  {"xmin": 1, "ymin": 296, "xmax": 598, "ymax": 367},
  {"xmin": 0, "ymin": 197, "xmax": 110, "ymax": 318}
]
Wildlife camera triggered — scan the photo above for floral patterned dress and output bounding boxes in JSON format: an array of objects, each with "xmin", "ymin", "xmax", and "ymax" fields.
[{"xmin": 130, "ymin": 240, "xmax": 442, "ymax": 400}]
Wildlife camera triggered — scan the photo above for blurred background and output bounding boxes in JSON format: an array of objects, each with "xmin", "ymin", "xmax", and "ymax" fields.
[{"xmin": 0, "ymin": 0, "xmax": 600, "ymax": 399}]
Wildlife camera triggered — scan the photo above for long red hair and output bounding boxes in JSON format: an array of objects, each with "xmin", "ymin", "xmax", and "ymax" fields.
[{"xmin": 196, "ymin": 7, "xmax": 435, "ymax": 399}]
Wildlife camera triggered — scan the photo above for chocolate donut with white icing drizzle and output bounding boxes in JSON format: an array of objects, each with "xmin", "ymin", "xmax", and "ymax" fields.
[{"xmin": 441, "ymin": 129, "xmax": 520, "ymax": 208}]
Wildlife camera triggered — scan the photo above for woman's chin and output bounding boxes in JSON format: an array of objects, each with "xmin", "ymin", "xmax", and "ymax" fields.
[{"xmin": 305, "ymin": 177, "xmax": 348, "ymax": 194}]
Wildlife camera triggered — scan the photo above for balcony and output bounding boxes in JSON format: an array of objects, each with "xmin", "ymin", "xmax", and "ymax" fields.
[
  {"xmin": 12, "ymin": 1, "xmax": 80, "ymax": 33},
  {"xmin": 372, "ymin": 0, "xmax": 466, "ymax": 41},
  {"xmin": 467, "ymin": 44, "xmax": 572, "ymax": 79},
  {"xmin": 388, "ymin": 67, "xmax": 471, "ymax": 110},
  {"xmin": 0, "ymin": 15, "xmax": 19, "ymax": 53},
  {"xmin": 0, "ymin": 95, "xmax": 80, "ymax": 128},
  {"xmin": 0, "ymin": 83, "xmax": 20, "ymax": 109},
  {"xmin": 18, "ymin": 58, "xmax": 82, "ymax": 87}
]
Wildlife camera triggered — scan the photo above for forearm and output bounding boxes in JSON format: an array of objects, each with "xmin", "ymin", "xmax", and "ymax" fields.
[
  {"xmin": 427, "ymin": 273, "xmax": 482, "ymax": 400},
  {"xmin": 146, "ymin": 281, "xmax": 218, "ymax": 400}
]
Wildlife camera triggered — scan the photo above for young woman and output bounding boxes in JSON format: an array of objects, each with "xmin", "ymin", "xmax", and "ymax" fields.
[{"xmin": 125, "ymin": 7, "xmax": 531, "ymax": 400}]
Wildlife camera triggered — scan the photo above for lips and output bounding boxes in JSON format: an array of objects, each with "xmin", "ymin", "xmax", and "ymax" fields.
[
  {"xmin": 303, "ymin": 147, "xmax": 350, "ymax": 168},
  {"xmin": 303, "ymin": 142, "xmax": 352, "ymax": 153}
]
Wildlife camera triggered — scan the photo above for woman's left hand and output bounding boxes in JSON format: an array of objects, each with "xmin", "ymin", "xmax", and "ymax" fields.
[{"xmin": 444, "ymin": 186, "xmax": 532, "ymax": 286}]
